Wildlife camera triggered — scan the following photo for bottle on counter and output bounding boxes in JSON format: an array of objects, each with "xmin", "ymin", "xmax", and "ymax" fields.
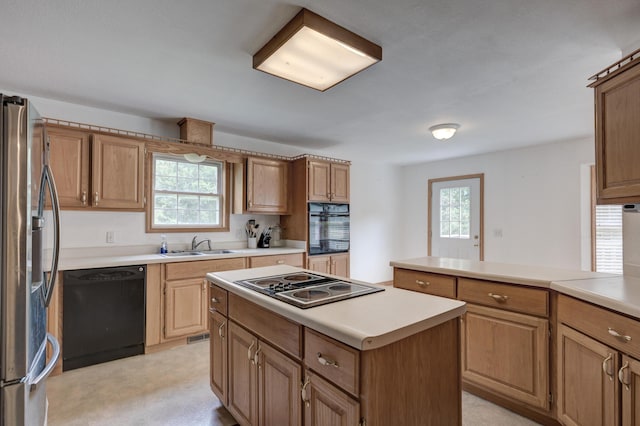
[{"xmin": 160, "ymin": 234, "xmax": 168, "ymax": 254}]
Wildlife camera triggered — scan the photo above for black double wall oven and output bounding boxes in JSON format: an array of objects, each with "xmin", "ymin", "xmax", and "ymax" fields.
[{"xmin": 308, "ymin": 203, "xmax": 350, "ymax": 255}]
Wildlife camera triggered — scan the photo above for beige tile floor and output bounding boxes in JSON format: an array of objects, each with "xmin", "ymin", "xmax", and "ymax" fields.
[{"xmin": 47, "ymin": 341, "xmax": 540, "ymax": 426}]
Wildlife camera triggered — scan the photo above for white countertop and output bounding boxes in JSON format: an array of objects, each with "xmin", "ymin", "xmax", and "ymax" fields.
[
  {"xmin": 206, "ymin": 265, "xmax": 467, "ymax": 351},
  {"xmin": 390, "ymin": 256, "xmax": 614, "ymax": 287},
  {"xmin": 390, "ymin": 256, "xmax": 640, "ymax": 320},
  {"xmin": 54, "ymin": 247, "xmax": 305, "ymax": 271}
]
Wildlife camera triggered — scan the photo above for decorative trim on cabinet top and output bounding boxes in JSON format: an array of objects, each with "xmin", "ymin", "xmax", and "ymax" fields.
[
  {"xmin": 588, "ymin": 46, "xmax": 640, "ymax": 85},
  {"xmin": 43, "ymin": 118, "xmax": 350, "ymax": 164}
]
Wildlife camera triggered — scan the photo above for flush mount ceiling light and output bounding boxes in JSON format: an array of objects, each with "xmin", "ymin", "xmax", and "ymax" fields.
[
  {"xmin": 253, "ymin": 8, "xmax": 382, "ymax": 91},
  {"xmin": 429, "ymin": 123, "xmax": 461, "ymax": 140}
]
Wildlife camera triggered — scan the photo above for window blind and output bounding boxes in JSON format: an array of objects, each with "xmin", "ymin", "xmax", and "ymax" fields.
[{"xmin": 595, "ymin": 204, "xmax": 623, "ymax": 274}]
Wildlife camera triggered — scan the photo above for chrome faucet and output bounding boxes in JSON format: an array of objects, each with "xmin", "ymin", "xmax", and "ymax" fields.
[{"xmin": 192, "ymin": 236, "xmax": 212, "ymax": 251}]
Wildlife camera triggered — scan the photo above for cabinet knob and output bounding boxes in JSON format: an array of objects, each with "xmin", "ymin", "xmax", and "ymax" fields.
[{"xmin": 211, "ymin": 297, "xmax": 219, "ymax": 304}]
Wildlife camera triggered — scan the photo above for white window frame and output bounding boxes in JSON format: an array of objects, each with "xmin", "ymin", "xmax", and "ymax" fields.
[
  {"xmin": 148, "ymin": 153, "xmax": 227, "ymax": 232},
  {"xmin": 591, "ymin": 166, "xmax": 623, "ymax": 274}
]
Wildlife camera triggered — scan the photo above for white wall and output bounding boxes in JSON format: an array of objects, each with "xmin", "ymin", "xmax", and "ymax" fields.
[
  {"xmin": 397, "ymin": 138, "xmax": 595, "ymax": 270},
  {"xmin": 8, "ymin": 90, "xmax": 596, "ymax": 280}
]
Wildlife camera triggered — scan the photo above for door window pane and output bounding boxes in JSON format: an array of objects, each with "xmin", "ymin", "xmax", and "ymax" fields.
[{"xmin": 440, "ymin": 186, "xmax": 471, "ymax": 239}]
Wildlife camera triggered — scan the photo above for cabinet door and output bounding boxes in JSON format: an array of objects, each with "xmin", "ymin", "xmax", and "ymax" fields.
[
  {"xmin": 257, "ymin": 341, "xmax": 302, "ymax": 426},
  {"xmin": 594, "ymin": 63, "xmax": 640, "ymax": 204},
  {"xmin": 557, "ymin": 323, "xmax": 619, "ymax": 426},
  {"xmin": 92, "ymin": 134, "xmax": 145, "ymax": 209},
  {"xmin": 210, "ymin": 311, "xmax": 228, "ymax": 406},
  {"xmin": 228, "ymin": 322, "xmax": 258, "ymax": 426},
  {"xmin": 307, "ymin": 256, "xmax": 330, "ymax": 274},
  {"xmin": 47, "ymin": 127, "xmax": 90, "ymax": 207},
  {"xmin": 330, "ymin": 253, "xmax": 350, "ymax": 279},
  {"xmin": 164, "ymin": 278, "xmax": 208, "ymax": 339},
  {"xmin": 246, "ymin": 157, "xmax": 288, "ymax": 214},
  {"xmin": 303, "ymin": 371, "xmax": 359, "ymax": 426},
  {"xmin": 461, "ymin": 304, "xmax": 549, "ymax": 410},
  {"xmin": 308, "ymin": 161, "xmax": 331, "ymax": 202},
  {"xmin": 330, "ymin": 163, "xmax": 350, "ymax": 203},
  {"xmin": 620, "ymin": 355, "xmax": 640, "ymax": 426}
]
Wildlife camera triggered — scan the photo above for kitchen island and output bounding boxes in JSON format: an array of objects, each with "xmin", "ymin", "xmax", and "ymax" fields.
[{"xmin": 206, "ymin": 265, "xmax": 466, "ymax": 426}]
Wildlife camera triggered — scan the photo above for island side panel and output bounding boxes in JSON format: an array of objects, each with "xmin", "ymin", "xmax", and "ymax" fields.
[{"xmin": 359, "ymin": 318, "xmax": 461, "ymax": 426}]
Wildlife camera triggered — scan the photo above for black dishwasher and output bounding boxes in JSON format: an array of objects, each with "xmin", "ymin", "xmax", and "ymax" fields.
[{"xmin": 63, "ymin": 265, "xmax": 145, "ymax": 371}]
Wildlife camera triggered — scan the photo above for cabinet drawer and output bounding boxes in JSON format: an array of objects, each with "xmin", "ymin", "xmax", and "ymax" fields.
[
  {"xmin": 166, "ymin": 257, "xmax": 247, "ymax": 280},
  {"xmin": 393, "ymin": 268, "xmax": 456, "ymax": 299},
  {"xmin": 209, "ymin": 283, "xmax": 228, "ymax": 316},
  {"xmin": 248, "ymin": 253, "xmax": 304, "ymax": 268},
  {"xmin": 558, "ymin": 295, "xmax": 640, "ymax": 360},
  {"xmin": 304, "ymin": 328, "xmax": 359, "ymax": 397},
  {"xmin": 458, "ymin": 278, "xmax": 548, "ymax": 317},
  {"xmin": 229, "ymin": 293, "xmax": 302, "ymax": 359}
]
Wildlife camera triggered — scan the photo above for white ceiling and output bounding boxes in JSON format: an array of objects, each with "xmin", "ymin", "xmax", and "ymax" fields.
[{"xmin": 1, "ymin": 0, "xmax": 639, "ymax": 164}]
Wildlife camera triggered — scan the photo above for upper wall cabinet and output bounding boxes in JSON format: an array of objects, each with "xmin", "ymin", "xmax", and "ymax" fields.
[
  {"xmin": 308, "ymin": 160, "xmax": 349, "ymax": 203},
  {"xmin": 234, "ymin": 157, "xmax": 289, "ymax": 214},
  {"xmin": 590, "ymin": 49, "xmax": 640, "ymax": 204},
  {"xmin": 47, "ymin": 126, "xmax": 145, "ymax": 210}
]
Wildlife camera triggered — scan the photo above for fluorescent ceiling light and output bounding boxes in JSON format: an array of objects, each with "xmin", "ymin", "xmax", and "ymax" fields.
[
  {"xmin": 253, "ymin": 8, "xmax": 382, "ymax": 91},
  {"xmin": 429, "ymin": 123, "xmax": 460, "ymax": 140}
]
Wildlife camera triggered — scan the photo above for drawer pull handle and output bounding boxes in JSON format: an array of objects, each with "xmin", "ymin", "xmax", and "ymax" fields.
[
  {"xmin": 619, "ymin": 361, "xmax": 630, "ymax": 390},
  {"xmin": 254, "ymin": 346, "xmax": 262, "ymax": 368},
  {"xmin": 208, "ymin": 308, "xmax": 216, "ymax": 315},
  {"xmin": 301, "ymin": 376, "xmax": 310, "ymax": 407},
  {"xmin": 416, "ymin": 280, "xmax": 430, "ymax": 287},
  {"xmin": 608, "ymin": 328, "xmax": 632, "ymax": 342},
  {"xmin": 488, "ymin": 293, "xmax": 509, "ymax": 302},
  {"xmin": 277, "ymin": 260, "xmax": 285, "ymax": 264},
  {"xmin": 218, "ymin": 322, "xmax": 225, "ymax": 339},
  {"xmin": 94, "ymin": 192, "xmax": 99, "ymax": 206},
  {"xmin": 317, "ymin": 352, "xmax": 339, "ymax": 368},
  {"xmin": 602, "ymin": 353, "xmax": 614, "ymax": 381},
  {"xmin": 211, "ymin": 297, "xmax": 219, "ymax": 304},
  {"xmin": 81, "ymin": 190, "xmax": 87, "ymax": 205}
]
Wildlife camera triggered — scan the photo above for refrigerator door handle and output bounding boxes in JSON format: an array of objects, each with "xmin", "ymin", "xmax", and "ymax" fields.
[
  {"xmin": 38, "ymin": 159, "xmax": 61, "ymax": 307},
  {"xmin": 29, "ymin": 333, "xmax": 60, "ymax": 391}
]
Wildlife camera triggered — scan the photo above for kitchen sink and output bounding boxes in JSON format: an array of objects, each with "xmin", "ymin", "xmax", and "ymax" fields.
[{"xmin": 160, "ymin": 249, "xmax": 236, "ymax": 257}]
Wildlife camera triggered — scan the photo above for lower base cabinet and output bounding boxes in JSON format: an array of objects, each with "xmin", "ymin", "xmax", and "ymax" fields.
[
  {"xmin": 461, "ymin": 304, "xmax": 549, "ymax": 411},
  {"xmin": 227, "ymin": 321, "xmax": 302, "ymax": 426},
  {"xmin": 557, "ymin": 294, "xmax": 640, "ymax": 426},
  {"xmin": 303, "ymin": 371, "xmax": 359, "ymax": 426},
  {"xmin": 209, "ymin": 310, "xmax": 228, "ymax": 405}
]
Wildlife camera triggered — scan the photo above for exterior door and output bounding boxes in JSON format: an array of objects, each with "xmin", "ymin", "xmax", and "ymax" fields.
[{"xmin": 429, "ymin": 175, "xmax": 483, "ymax": 260}]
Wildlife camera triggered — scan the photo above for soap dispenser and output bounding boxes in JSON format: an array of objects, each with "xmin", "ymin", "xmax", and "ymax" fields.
[{"xmin": 160, "ymin": 234, "xmax": 168, "ymax": 254}]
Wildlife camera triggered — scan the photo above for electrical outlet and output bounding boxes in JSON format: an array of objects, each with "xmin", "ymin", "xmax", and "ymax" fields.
[{"xmin": 106, "ymin": 231, "xmax": 115, "ymax": 243}]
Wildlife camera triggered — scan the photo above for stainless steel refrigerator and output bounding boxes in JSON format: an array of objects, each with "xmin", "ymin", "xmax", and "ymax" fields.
[{"xmin": 0, "ymin": 95, "xmax": 61, "ymax": 425}]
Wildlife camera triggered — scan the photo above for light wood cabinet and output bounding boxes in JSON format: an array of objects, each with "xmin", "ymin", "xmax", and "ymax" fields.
[
  {"xmin": 227, "ymin": 321, "xmax": 302, "ymax": 426},
  {"xmin": 557, "ymin": 294, "xmax": 640, "ymax": 426},
  {"xmin": 215, "ymin": 287, "xmax": 462, "ymax": 426},
  {"xmin": 557, "ymin": 323, "xmax": 618, "ymax": 426},
  {"xmin": 303, "ymin": 371, "xmax": 359, "ymax": 426},
  {"xmin": 46, "ymin": 127, "xmax": 90, "ymax": 207},
  {"xmin": 308, "ymin": 160, "xmax": 349, "ymax": 203},
  {"xmin": 209, "ymin": 310, "xmax": 228, "ymax": 405},
  {"xmin": 161, "ymin": 258, "xmax": 246, "ymax": 343},
  {"xmin": 248, "ymin": 253, "xmax": 305, "ymax": 268},
  {"xmin": 461, "ymin": 304, "xmax": 549, "ymax": 410},
  {"xmin": 590, "ymin": 50, "xmax": 640, "ymax": 204},
  {"xmin": 394, "ymin": 268, "xmax": 457, "ymax": 298},
  {"xmin": 307, "ymin": 253, "xmax": 350, "ymax": 278},
  {"xmin": 164, "ymin": 278, "xmax": 208, "ymax": 339},
  {"xmin": 235, "ymin": 157, "xmax": 289, "ymax": 214},
  {"xmin": 47, "ymin": 126, "xmax": 145, "ymax": 210}
]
